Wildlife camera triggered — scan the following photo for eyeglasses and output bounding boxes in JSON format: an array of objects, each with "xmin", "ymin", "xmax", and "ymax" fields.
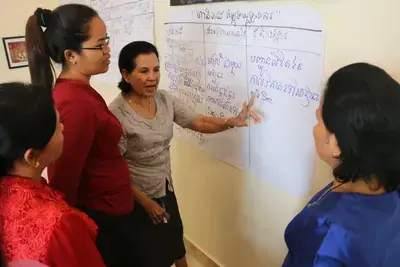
[{"xmin": 81, "ymin": 36, "xmax": 110, "ymax": 53}]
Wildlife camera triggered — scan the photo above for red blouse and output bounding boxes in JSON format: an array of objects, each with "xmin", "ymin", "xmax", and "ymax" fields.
[
  {"xmin": 0, "ymin": 176, "xmax": 105, "ymax": 267},
  {"xmin": 48, "ymin": 79, "xmax": 133, "ymax": 215}
]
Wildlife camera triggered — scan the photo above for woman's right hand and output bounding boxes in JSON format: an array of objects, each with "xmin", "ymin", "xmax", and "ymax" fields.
[{"xmin": 143, "ymin": 198, "xmax": 170, "ymax": 225}]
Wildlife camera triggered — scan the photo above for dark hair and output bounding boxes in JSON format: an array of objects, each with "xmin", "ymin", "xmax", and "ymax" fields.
[
  {"xmin": 323, "ymin": 62, "xmax": 400, "ymax": 192},
  {"xmin": 25, "ymin": 5, "xmax": 98, "ymax": 90},
  {"xmin": 0, "ymin": 83, "xmax": 56, "ymax": 177},
  {"xmin": 117, "ymin": 41, "xmax": 159, "ymax": 93}
]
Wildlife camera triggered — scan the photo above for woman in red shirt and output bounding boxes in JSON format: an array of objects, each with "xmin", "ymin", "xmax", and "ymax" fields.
[
  {"xmin": 0, "ymin": 82, "xmax": 105, "ymax": 267},
  {"xmin": 25, "ymin": 5, "xmax": 136, "ymax": 266}
]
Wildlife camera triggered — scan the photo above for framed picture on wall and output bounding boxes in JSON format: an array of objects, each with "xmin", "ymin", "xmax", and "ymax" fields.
[{"xmin": 2, "ymin": 36, "xmax": 28, "ymax": 69}]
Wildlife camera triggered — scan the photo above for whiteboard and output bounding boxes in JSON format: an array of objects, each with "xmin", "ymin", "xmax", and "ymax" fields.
[
  {"xmin": 164, "ymin": 5, "xmax": 326, "ymax": 196},
  {"xmin": 91, "ymin": 0, "xmax": 155, "ymax": 85}
]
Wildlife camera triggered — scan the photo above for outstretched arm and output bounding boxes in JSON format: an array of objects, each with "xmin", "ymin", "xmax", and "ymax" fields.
[{"xmin": 187, "ymin": 95, "xmax": 261, "ymax": 133}]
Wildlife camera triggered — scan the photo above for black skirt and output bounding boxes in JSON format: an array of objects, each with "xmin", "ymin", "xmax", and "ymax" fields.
[{"xmin": 132, "ymin": 187, "xmax": 186, "ymax": 267}]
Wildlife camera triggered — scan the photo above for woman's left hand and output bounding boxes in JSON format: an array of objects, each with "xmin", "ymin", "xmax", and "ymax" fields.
[{"xmin": 226, "ymin": 95, "xmax": 262, "ymax": 127}]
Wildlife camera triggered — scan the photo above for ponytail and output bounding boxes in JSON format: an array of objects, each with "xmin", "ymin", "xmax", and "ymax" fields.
[
  {"xmin": 25, "ymin": 9, "xmax": 54, "ymax": 91},
  {"xmin": 118, "ymin": 78, "xmax": 133, "ymax": 94}
]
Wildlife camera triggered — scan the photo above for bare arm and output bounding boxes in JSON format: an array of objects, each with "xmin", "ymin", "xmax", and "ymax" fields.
[
  {"xmin": 187, "ymin": 95, "xmax": 261, "ymax": 134},
  {"xmin": 114, "ymin": 120, "xmax": 169, "ymax": 225},
  {"xmin": 132, "ymin": 185, "xmax": 170, "ymax": 225},
  {"xmin": 188, "ymin": 115, "xmax": 234, "ymax": 133},
  {"xmin": 132, "ymin": 185, "xmax": 152, "ymax": 209}
]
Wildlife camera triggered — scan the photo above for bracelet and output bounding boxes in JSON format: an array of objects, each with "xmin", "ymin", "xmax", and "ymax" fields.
[{"xmin": 224, "ymin": 118, "xmax": 234, "ymax": 129}]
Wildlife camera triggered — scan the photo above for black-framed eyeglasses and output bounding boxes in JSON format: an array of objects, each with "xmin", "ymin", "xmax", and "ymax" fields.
[{"xmin": 81, "ymin": 36, "xmax": 110, "ymax": 52}]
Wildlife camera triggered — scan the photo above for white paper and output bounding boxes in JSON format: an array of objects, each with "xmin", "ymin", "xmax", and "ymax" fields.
[
  {"xmin": 164, "ymin": 5, "xmax": 325, "ymax": 196},
  {"xmin": 58, "ymin": 0, "xmax": 89, "ymax": 5},
  {"xmin": 91, "ymin": 0, "xmax": 155, "ymax": 85}
]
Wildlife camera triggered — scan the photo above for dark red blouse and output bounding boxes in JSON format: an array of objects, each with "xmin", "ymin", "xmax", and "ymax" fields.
[
  {"xmin": 48, "ymin": 79, "xmax": 133, "ymax": 215},
  {"xmin": 0, "ymin": 176, "xmax": 105, "ymax": 267}
]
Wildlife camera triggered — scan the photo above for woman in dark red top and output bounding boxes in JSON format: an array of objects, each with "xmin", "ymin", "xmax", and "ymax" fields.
[
  {"xmin": 0, "ymin": 82, "xmax": 105, "ymax": 267},
  {"xmin": 25, "ymin": 5, "xmax": 135, "ymax": 267}
]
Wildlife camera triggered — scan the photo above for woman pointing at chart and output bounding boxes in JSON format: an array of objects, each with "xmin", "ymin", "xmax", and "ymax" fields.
[{"xmin": 109, "ymin": 41, "xmax": 261, "ymax": 267}]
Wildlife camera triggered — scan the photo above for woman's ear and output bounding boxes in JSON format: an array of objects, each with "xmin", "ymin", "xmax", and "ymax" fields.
[
  {"xmin": 122, "ymin": 69, "xmax": 130, "ymax": 83},
  {"xmin": 64, "ymin": 49, "xmax": 78, "ymax": 65},
  {"xmin": 328, "ymin": 133, "xmax": 341, "ymax": 158},
  {"xmin": 23, "ymin": 149, "xmax": 40, "ymax": 168}
]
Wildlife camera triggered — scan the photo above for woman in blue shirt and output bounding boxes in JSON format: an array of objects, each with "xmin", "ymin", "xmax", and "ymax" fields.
[{"xmin": 283, "ymin": 62, "xmax": 400, "ymax": 267}]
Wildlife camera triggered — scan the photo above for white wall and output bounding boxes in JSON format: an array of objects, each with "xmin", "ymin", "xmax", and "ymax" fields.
[{"xmin": 0, "ymin": 0, "xmax": 57, "ymax": 83}]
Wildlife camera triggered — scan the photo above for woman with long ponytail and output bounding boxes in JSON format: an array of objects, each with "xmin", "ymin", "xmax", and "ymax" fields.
[
  {"xmin": 25, "ymin": 8, "xmax": 54, "ymax": 91},
  {"xmin": 25, "ymin": 4, "xmax": 137, "ymax": 266}
]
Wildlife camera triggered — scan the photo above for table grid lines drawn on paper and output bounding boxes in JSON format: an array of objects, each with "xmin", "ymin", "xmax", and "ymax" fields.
[{"xmin": 164, "ymin": 5, "xmax": 326, "ymax": 196}]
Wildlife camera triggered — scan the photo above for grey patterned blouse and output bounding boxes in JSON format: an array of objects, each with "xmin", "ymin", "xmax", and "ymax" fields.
[{"xmin": 109, "ymin": 90, "xmax": 198, "ymax": 199}]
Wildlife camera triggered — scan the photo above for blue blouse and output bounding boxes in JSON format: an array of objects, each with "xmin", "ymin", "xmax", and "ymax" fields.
[{"xmin": 283, "ymin": 183, "xmax": 400, "ymax": 267}]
